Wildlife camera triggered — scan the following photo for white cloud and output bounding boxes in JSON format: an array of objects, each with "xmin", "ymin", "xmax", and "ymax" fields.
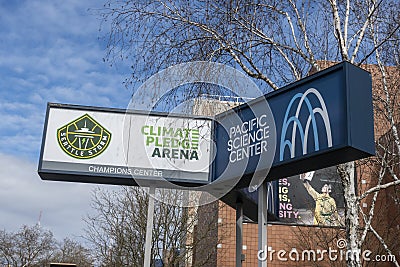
[
  {"xmin": 0, "ymin": 0, "xmax": 132, "ymax": 160},
  {"xmin": 0, "ymin": 1, "xmax": 133, "ymax": 242},
  {"xmin": 0, "ymin": 1, "xmax": 99, "ymax": 42},
  {"xmin": 0, "ymin": 153, "xmax": 99, "ymax": 241},
  {"xmin": 0, "ymin": 0, "xmax": 131, "ymax": 107}
]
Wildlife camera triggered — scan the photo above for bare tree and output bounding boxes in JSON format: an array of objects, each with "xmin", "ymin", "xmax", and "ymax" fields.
[
  {"xmin": 0, "ymin": 225, "xmax": 56, "ymax": 267},
  {"xmin": 355, "ymin": 41, "xmax": 400, "ymax": 265},
  {"xmin": 84, "ymin": 187, "xmax": 147, "ymax": 266},
  {"xmin": 51, "ymin": 238, "xmax": 95, "ymax": 267},
  {"xmin": 98, "ymin": 1, "xmax": 400, "ymax": 266},
  {"xmin": 290, "ymin": 225, "xmax": 346, "ymax": 267},
  {"xmin": 0, "ymin": 225, "xmax": 95, "ymax": 267},
  {"xmin": 84, "ymin": 187, "xmax": 219, "ymax": 266}
]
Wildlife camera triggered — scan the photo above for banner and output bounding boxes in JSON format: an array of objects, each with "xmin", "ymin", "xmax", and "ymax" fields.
[{"xmin": 277, "ymin": 166, "xmax": 345, "ymax": 227}]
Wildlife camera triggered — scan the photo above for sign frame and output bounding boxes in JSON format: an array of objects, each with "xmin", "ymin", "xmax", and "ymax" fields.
[
  {"xmin": 213, "ymin": 61, "xmax": 375, "ymax": 189},
  {"xmin": 38, "ymin": 103, "xmax": 214, "ymax": 188}
]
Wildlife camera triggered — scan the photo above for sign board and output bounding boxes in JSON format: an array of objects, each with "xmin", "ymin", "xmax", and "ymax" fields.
[
  {"xmin": 277, "ymin": 166, "xmax": 345, "ymax": 226},
  {"xmin": 214, "ymin": 62, "xmax": 374, "ymax": 189},
  {"xmin": 38, "ymin": 62, "xmax": 375, "ymax": 222},
  {"xmin": 38, "ymin": 104, "xmax": 213, "ymax": 187}
]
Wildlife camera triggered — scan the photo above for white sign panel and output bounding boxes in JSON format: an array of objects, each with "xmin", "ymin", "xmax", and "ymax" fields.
[{"xmin": 39, "ymin": 104, "xmax": 212, "ymax": 186}]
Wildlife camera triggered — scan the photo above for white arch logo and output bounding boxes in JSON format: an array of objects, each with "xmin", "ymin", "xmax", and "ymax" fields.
[{"xmin": 280, "ymin": 88, "xmax": 332, "ymax": 161}]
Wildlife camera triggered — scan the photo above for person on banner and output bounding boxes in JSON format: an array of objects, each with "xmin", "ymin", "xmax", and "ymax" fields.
[{"xmin": 300, "ymin": 171, "xmax": 340, "ymax": 226}]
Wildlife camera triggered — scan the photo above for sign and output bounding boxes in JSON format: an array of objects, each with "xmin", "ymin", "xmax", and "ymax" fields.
[
  {"xmin": 38, "ymin": 104, "xmax": 213, "ymax": 187},
  {"xmin": 214, "ymin": 62, "xmax": 374, "ymax": 189},
  {"xmin": 38, "ymin": 62, "xmax": 375, "ymax": 222},
  {"xmin": 277, "ymin": 166, "xmax": 345, "ymax": 226}
]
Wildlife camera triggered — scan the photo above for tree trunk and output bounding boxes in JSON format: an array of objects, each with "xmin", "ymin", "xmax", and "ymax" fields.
[{"xmin": 338, "ymin": 161, "xmax": 361, "ymax": 267}]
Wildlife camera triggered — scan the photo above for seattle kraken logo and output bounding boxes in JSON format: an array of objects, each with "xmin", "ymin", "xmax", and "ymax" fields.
[{"xmin": 280, "ymin": 88, "xmax": 332, "ymax": 161}]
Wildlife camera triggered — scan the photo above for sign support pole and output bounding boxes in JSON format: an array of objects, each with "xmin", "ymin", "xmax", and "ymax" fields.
[
  {"xmin": 144, "ymin": 186, "xmax": 156, "ymax": 267},
  {"xmin": 236, "ymin": 200, "xmax": 243, "ymax": 267},
  {"xmin": 258, "ymin": 182, "xmax": 267, "ymax": 267}
]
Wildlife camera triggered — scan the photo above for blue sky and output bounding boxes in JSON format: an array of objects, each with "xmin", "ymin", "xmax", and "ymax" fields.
[{"xmin": 0, "ymin": 0, "xmax": 132, "ymax": 241}]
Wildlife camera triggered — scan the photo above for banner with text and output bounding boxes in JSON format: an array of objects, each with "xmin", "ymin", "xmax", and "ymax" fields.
[
  {"xmin": 38, "ymin": 104, "xmax": 212, "ymax": 186},
  {"xmin": 278, "ymin": 166, "xmax": 345, "ymax": 227}
]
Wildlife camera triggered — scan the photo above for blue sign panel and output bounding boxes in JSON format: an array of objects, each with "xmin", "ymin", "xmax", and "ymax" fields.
[
  {"xmin": 219, "ymin": 181, "xmax": 279, "ymax": 222},
  {"xmin": 213, "ymin": 62, "xmax": 374, "ymax": 189}
]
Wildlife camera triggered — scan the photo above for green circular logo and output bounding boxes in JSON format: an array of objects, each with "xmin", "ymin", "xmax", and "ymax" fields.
[{"xmin": 57, "ymin": 114, "xmax": 111, "ymax": 159}]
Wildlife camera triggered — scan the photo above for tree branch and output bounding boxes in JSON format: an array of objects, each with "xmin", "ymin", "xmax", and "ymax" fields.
[
  {"xmin": 358, "ymin": 179, "xmax": 400, "ymax": 200},
  {"xmin": 361, "ymin": 218, "xmax": 400, "ymax": 267},
  {"xmin": 329, "ymin": 0, "xmax": 349, "ymax": 60}
]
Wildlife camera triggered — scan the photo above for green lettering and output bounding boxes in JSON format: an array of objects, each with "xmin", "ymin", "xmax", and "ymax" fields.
[
  {"xmin": 141, "ymin": 125, "xmax": 149, "ymax": 135},
  {"xmin": 171, "ymin": 138, "xmax": 180, "ymax": 148},
  {"xmin": 149, "ymin": 126, "xmax": 157, "ymax": 136},
  {"xmin": 163, "ymin": 137, "xmax": 171, "ymax": 147},
  {"xmin": 174, "ymin": 128, "xmax": 183, "ymax": 138},
  {"xmin": 183, "ymin": 128, "xmax": 191, "ymax": 138},
  {"xmin": 146, "ymin": 136, "xmax": 155, "ymax": 145},
  {"xmin": 155, "ymin": 137, "xmax": 163, "ymax": 147},
  {"xmin": 191, "ymin": 142, "xmax": 199, "ymax": 149},
  {"xmin": 162, "ymin": 127, "xmax": 174, "ymax": 136},
  {"xmin": 181, "ymin": 139, "xmax": 190, "ymax": 149}
]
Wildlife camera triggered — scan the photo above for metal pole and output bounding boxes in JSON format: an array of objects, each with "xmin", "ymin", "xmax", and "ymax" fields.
[
  {"xmin": 236, "ymin": 200, "xmax": 243, "ymax": 267},
  {"xmin": 144, "ymin": 187, "xmax": 156, "ymax": 267},
  {"xmin": 258, "ymin": 182, "xmax": 267, "ymax": 267}
]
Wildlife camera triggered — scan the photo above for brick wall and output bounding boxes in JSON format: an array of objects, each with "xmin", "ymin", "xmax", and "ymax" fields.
[{"xmin": 215, "ymin": 203, "xmax": 352, "ymax": 267}]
